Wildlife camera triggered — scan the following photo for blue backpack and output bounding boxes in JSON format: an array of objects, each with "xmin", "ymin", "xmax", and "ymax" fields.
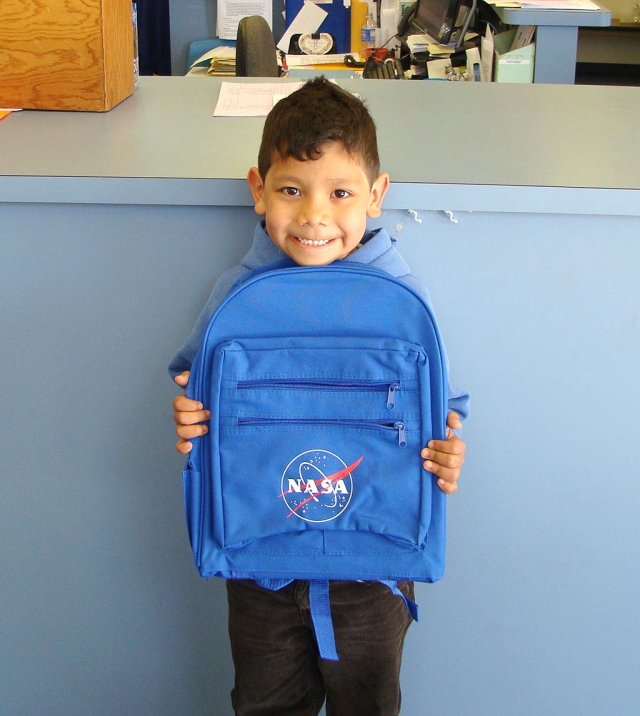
[{"xmin": 182, "ymin": 260, "xmax": 449, "ymax": 660}]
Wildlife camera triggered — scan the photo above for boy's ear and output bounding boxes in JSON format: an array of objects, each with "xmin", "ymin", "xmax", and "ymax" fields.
[
  {"xmin": 366, "ymin": 172, "xmax": 390, "ymax": 219},
  {"xmin": 247, "ymin": 167, "xmax": 267, "ymax": 216}
]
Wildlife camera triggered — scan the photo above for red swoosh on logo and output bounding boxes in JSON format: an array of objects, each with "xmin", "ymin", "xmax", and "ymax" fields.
[{"xmin": 279, "ymin": 456, "xmax": 362, "ymax": 518}]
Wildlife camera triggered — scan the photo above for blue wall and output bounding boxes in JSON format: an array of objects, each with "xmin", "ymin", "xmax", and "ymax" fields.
[
  {"xmin": 391, "ymin": 209, "xmax": 640, "ymax": 715},
  {"xmin": 1, "ymin": 201, "xmax": 639, "ymax": 714}
]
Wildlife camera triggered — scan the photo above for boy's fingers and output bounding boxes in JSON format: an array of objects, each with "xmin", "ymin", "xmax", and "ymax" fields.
[
  {"xmin": 424, "ymin": 436, "xmax": 465, "ymax": 456},
  {"xmin": 174, "ymin": 371, "xmax": 190, "ymax": 387},
  {"xmin": 174, "ymin": 409, "xmax": 210, "ymax": 426},
  {"xmin": 173, "ymin": 394, "xmax": 203, "ymax": 412},
  {"xmin": 175, "ymin": 439, "xmax": 193, "ymax": 454},
  {"xmin": 422, "ymin": 459, "xmax": 460, "ymax": 492},
  {"xmin": 422, "ymin": 448, "xmax": 464, "ymax": 470},
  {"xmin": 173, "ymin": 372, "xmax": 195, "ymax": 454},
  {"xmin": 436, "ymin": 476, "xmax": 459, "ymax": 494},
  {"xmin": 176, "ymin": 423, "xmax": 208, "ymax": 439},
  {"xmin": 421, "ymin": 413, "xmax": 465, "ymax": 493}
]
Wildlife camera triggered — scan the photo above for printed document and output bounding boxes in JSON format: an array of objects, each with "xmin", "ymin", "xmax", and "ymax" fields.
[
  {"xmin": 285, "ymin": 53, "xmax": 361, "ymax": 66},
  {"xmin": 213, "ymin": 82, "xmax": 304, "ymax": 117},
  {"xmin": 216, "ymin": 0, "xmax": 273, "ymax": 40}
]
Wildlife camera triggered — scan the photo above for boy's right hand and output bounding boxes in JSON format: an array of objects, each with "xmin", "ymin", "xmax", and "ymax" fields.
[{"xmin": 173, "ymin": 371, "xmax": 210, "ymax": 454}]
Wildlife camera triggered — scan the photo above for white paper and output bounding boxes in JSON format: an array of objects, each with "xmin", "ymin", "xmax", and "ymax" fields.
[
  {"xmin": 191, "ymin": 46, "xmax": 237, "ymax": 68},
  {"xmin": 426, "ymin": 59, "xmax": 450, "ymax": 79},
  {"xmin": 216, "ymin": 0, "xmax": 273, "ymax": 41},
  {"xmin": 485, "ymin": 0, "xmax": 600, "ymax": 6},
  {"xmin": 407, "ymin": 34, "xmax": 454, "ymax": 56},
  {"xmin": 520, "ymin": 0, "xmax": 600, "ymax": 8},
  {"xmin": 213, "ymin": 81, "xmax": 304, "ymax": 116},
  {"xmin": 276, "ymin": 2, "xmax": 328, "ymax": 52},
  {"xmin": 465, "ymin": 47, "xmax": 482, "ymax": 82},
  {"xmin": 480, "ymin": 24, "xmax": 494, "ymax": 83},
  {"xmin": 285, "ymin": 53, "xmax": 361, "ymax": 66},
  {"xmin": 510, "ymin": 25, "xmax": 535, "ymax": 51},
  {"xmin": 379, "ymin": 8, "xmax": 399, "ymax": 47}
]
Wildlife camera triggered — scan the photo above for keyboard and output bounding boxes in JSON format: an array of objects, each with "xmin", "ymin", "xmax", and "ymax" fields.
[{"xmin": 363, "ymin": 56, "xmax": 406, "ymax": 79}]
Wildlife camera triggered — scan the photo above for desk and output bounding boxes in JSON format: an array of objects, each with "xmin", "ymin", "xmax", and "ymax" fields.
[
  {"xmin": 1, "ymin": 77, "xmax": 640, "ymax": 716},
  {"xmin": 578, "ymin": 20, "xmax": 640, "ymax": 65},
  {"xmin": 492, "ymin": 2, "xmax": 611, "ymax": 83}
]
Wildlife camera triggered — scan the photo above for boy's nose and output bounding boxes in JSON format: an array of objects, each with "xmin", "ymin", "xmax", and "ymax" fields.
[{"xmin": 298, "ymin": 198, "xmax": 329, "ymax": 226}]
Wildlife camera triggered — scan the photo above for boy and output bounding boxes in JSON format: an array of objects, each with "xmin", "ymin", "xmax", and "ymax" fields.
[{"xmin": 171, "ymin": 78, "xmax": 468, "ymax": 716}]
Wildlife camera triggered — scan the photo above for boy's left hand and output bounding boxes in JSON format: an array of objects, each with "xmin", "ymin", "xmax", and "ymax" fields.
[{"xmin": 421, "ymin": 412, "xmax": 466, "ymax": 494}]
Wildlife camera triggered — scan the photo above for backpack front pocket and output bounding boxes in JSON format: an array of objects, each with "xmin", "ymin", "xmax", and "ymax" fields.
[{"xmin": 207, "ymin": 336, "xmax": 434, "ymax": 554}]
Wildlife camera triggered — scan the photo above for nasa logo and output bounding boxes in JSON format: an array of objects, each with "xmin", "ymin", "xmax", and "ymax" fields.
[{"xmin": 278, "ymin": 450, "xmax": 362, "ymax": 523}]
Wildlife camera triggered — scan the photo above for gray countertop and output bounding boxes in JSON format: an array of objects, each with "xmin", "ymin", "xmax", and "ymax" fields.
[{"xmin": 1, "ymin": 76, "xmax": 639, "ymax": 215}]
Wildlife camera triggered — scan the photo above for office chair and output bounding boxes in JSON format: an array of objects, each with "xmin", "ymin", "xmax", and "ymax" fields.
[{"xmin": 235, "ymin": 16, "xmax": 279, "ymax": 77}]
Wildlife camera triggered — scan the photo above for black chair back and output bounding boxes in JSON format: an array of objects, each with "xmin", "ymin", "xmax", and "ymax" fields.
[{"xmin": 236, "ymin": 16, "xmax": 279, "ymax": 77}]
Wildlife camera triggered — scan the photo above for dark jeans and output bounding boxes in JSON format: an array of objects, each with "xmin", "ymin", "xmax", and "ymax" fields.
[{"xmin": 226, "ymin": 579, "xmax": 415, "ymax": 716}]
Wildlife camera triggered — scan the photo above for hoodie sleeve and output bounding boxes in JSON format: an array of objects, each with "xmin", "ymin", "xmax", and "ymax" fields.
[
  {"xmin": 168, "ymin": 264, "xmax": 249, "ymax": 379},
  {"xmin": 168, "ymin": 221, "xmax": 287, "ymax": 380}
]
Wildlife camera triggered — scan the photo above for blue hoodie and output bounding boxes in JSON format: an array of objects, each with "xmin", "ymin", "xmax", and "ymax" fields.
[{"xmin": 169, "ymin": 220, "xmax": 469, "ymax": 420}]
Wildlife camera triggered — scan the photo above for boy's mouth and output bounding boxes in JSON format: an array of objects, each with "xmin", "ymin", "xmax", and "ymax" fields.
[{"xmin": 294, "ymin": 236, "xmax": 332, "ymax": 246}]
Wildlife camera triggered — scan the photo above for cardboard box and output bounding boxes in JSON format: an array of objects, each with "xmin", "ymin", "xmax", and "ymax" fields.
[
  {"xmin": 0, "ymin": 0, "xmax": 135, "ymax": 112},
  {"xmin": 494, "ymin": 28, "xmax": 535, "ymax": 83}
]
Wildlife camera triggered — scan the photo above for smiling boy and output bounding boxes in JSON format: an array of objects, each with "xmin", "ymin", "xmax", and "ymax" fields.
[
  {"xmin": 170, "ymin": 78, "xmax": 468, "ymax": 716},
  {"xmin": 246, "ymin": 134, "xmax": 388, "ymax": 266}
]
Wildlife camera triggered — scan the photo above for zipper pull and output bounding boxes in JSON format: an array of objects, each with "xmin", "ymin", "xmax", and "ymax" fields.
[
  {"xmin": 394, "ymin": 422, "xmax": 407, "ymax": 448},
  {"xmin": 387, "ymin": 383, "xmax": 400, "ymax": 409}
]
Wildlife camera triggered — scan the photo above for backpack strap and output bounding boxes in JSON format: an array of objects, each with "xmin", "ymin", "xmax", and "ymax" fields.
[
  {"xmin": 379, "ymin": 580, "xmax": 420, "ymax": 622},
  {"xmin": 309, "ymin": 580, "xmax": 340, "ymax": 662},
  {"xmin": 307, "ymin": 580, "xmax": 419, "ymax": 662}
]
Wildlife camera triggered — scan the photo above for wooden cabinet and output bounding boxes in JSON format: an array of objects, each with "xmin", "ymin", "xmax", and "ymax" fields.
[{"xmin": 0, "ymin": 0, "xmax": 134, "ymax": 111}]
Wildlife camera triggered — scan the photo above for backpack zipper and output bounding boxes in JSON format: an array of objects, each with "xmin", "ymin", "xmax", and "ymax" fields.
[
  {"xmin": 236, "ymin": 417, "xmax": 408, "ymax": 448},
  {"xmin": 236, "ymin": 380, "xmax": 401, "ymax": 410}
]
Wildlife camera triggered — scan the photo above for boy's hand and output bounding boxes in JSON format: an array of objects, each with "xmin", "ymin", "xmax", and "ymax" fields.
[
  {"xmin": 173, "ymin": 371, "xmax": 210, "ymax": 454},
  {"xmin": 421, "ymin": 412, "xmax": 466, "ymax": 494}
]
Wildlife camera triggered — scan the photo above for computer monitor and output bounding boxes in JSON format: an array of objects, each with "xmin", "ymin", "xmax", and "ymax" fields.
[{"xmin": 408, "ymin": 0, "xmax": 475, "ymax": 47}]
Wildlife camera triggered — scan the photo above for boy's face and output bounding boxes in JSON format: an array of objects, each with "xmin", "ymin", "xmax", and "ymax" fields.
[{"xmin": 247, "ymin": 142, "xmax": 389, "ymax": 266}]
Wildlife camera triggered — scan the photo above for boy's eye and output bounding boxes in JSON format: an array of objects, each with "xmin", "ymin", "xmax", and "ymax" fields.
[
  {"xmin": 281, "ymin": 187, "xmax": 301, "ymax": 197},
  {"xmin": 332, "ymin": 189, "xmax": 351, "ymax": 199}
]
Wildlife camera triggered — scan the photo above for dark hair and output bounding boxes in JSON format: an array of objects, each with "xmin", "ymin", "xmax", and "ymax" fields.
[{"xmin": 257, "ymin": 77, "xmax": 380, "ymax": 184}]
